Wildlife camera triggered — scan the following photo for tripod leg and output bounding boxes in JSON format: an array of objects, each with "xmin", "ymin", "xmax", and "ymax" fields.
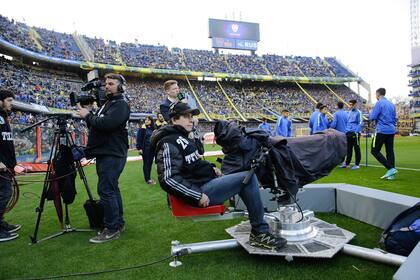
[{"xmin": 30, "ymin": 132, "xmax": 60, "ymax": 244}]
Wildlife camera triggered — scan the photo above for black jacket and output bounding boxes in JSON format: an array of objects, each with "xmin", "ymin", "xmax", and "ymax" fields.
[
  {"xmin": 85, "ymin": 95, "xmax": 130, "ymax": 158},
  {"xmin": 136, "ymin": 124, "xmax": 154, "ymax": 151},
  {"xmin": 159, "ymin": 98, "xmax": 173, "ymax": 122},
  {"xmin": 0, "ymin": 109, "xmax": 16, "ymax": 170},
  {"xmin": 151, "ymin": 125, "xmax": 217, "ymax": 206}
]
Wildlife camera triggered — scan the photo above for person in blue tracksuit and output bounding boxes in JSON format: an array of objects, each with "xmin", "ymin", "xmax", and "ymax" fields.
[
  {"xmin": 258, "ymin": 118, "xmax": 273, "ymax": 135},
  {"xmin": 309, "ymin": 102, "xmax": 323, "ymax": 135},
  {"xmin": 275, "ymin": 109, "xmax": 292, "ymax": 137},
  {"xmin": 369, "ymin": 88, "xmax": 398, "ymax": 180},
  {"xmin": 330, "ymin": 101, "xmax": 348, "ymax": 133},
  {"xmin": 312, "ymin": 105, "xmax": 330, "ymax": 134},
  {"xmin": 136, "ymin": 116, "xmax": 156, "ymax": 185},
  {"xmin": 341, "ymin": 100, "xmax": 364, "ymax": 170}
]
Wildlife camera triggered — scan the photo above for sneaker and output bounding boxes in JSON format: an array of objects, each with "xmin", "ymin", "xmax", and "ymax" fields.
[
  {"xmin": 0, "ymin": 221, "xmax": 21, "ymax": 233},
  {"xmin": 0, "ymin": 230, "xmax": 19, "ymax": 242},
  {"xmin": 89, "ymin": 228, "xmax": 120, "ymax": 244},
  {"xmin": 351, "ymin": 165, "xmax": 360, "ymax": 170},
  {"xmin": 146, "ymin": 179, "xmax": 156, "ymax": 185},
  {"xmin": 249, "ymin": 231, "xmax": 287, "ymax": 250},
  {"xmin": 386, "ymin": 175, "xmax": 395, "ymax": 180},
  {"xmin": 339, "ymin": 164, "xmax": 348, "ymax": 168},
  {"xmin": 380, "ymin": 168, "xmax": 398, "ymax": 179}
]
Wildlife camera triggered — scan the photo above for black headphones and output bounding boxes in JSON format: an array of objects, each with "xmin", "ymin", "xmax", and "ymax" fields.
[{"xmin": 116, "ymin": 74, "xmax": 127, "ymax": 93}]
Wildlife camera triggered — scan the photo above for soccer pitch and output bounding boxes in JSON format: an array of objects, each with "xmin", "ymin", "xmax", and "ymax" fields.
[{"xmin": 1, "ymin": 137, "xmax": 419, "ymax": 279}]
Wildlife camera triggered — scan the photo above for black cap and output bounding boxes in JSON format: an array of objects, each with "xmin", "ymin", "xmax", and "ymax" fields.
[{"xmin": 169, "ymin": 102, "xmax": 200, "ymax": 118}]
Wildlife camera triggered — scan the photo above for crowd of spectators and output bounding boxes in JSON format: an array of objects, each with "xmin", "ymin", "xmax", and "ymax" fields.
[
  {"xmin": 0, "ymin": 55, "xmax": 365, "ymax": 118},
  {"xmin": 0, "ymin": 57, "xmax": 81, "ymax": 109},
  {"xmin": 182, "ymin": 49, "xmax": 228, "ymax": 73},
  {"xmin": 120, "ymin": 43, "xmax": 183, "ymax": 69},
  {"xmin": 0, "ymin": 15, "xmax": 39, "ymax": 52},
  {"xmin": 34, "ymin": 27, "xmax": 84, "ymax": 61},
  {"xmin": 0, "ymin": 15, "xmax": 356, "ymax": 78}
]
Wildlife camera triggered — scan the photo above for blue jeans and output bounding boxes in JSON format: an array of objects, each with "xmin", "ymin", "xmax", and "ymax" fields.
[
  {"xmin": 201, "ymin": 171, "xmax": 269, "ymax": 233},
  {"xmin": 96, "ymin": 156, "xmax": 126, "ymax": 231},
  {"xmin": 0, "ymin": 173, "xmax": 12, "ymax": 222}
]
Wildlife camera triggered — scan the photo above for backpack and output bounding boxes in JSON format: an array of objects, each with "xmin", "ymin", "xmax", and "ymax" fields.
[{"xmin": 381, "ymin": 202, "xmax": 420, "ymax": 256}]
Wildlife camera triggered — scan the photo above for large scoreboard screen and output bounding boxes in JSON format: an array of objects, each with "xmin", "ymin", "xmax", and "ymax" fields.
[{"xmin": 209, "ymin": 19, "xmax": 260, "ymax": 51}]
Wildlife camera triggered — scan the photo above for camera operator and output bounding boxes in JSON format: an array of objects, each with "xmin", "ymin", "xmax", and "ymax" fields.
[
  {"xmin": 77, "ymin": 73, "xmax": 130, "ymax": 244},
  {"xmin": 0, "ymin": 89, "xmax": 21, "ymax": 242},
  {"xmin": 151, "ymin": 102, "xmax": 287, "ymax": 250}
]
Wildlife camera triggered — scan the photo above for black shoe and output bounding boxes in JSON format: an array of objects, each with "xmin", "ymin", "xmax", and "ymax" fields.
[
  {"xmin": 0, "ymin": 221, "xmax": 21, "ymax": 233},
  {"xmin": 0, "ymin": 230, "xmax": 19, "ymax": 242},
  {"xmin": 249, "ymin": 231, "xmax": 287, "ymax": 250}
]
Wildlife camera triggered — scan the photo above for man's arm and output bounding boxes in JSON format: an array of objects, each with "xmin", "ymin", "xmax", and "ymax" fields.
[
  {"xmin": 369, "ymin": 103, "xmax": 380, "ymax": 121},
  {"xmin": 158, "ymin": 142, "xmax": 203, "ymax": 206},
  {"xmin": 330, "ymin": 113, "xmax": 337, "ymax": 129},
  {"xmin": 356, "ymin": 110, "xmax": 364, "ymax": 133},
  {"xmin": 85, "ymin": 101, "xmax": 130, "ymax": 132}
]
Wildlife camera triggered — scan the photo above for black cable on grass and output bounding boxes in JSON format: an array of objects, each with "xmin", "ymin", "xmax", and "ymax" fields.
[{"xmin": 12, "ymin": 254, "xmax": 174, "ymax": 280}]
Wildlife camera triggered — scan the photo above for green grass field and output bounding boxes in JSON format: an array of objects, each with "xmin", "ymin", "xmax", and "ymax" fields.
[{"xmin": 1, "ymin": 137, "xmax": 419, "ymax": 279}]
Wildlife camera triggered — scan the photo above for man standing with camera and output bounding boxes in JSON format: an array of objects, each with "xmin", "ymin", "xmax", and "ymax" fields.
[
  {"xmin": 0, "ymin": 89, "xmax": 21, "ymax": 242},
  {"xmin": 77, "ymin": 73, "xmax": 130, "ymax": 243}
]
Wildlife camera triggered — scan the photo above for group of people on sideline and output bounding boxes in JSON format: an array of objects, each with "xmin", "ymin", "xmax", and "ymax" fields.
[{"xmin": 258, "ymin": 87, "xmax": 398, "ymax": 180}]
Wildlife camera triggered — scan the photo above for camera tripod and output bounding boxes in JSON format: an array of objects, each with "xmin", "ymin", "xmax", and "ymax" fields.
[{"xmin": 22, "ymin": 114, "xmax": 95, "ymax": 244}]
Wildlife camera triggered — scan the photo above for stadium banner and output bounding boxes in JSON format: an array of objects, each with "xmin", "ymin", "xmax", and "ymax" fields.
[{"xmin": 0, "ymin": 37, "xmax": 360, "ymax": 84}]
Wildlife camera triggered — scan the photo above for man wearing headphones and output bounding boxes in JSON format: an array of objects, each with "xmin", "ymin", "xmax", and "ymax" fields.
[{"xmin": 78, "ymin": 73, "xmax": 130, "ymax": 243}]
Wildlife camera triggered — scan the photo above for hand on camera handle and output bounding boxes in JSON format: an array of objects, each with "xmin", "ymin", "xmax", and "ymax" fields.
[{"xmin": 77, "ymin": 103, "xmax": 90, "ymax": 118}]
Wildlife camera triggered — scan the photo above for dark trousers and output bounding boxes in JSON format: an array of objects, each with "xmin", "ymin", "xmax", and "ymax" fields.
[
  {"xmin": 142, "ymin": 147, "xmax": 153, "ymax": 182},
  {"xmin": 0, "ymin": 173, "xmax": 12, "ymax": 222},
  {"xmin": 371, "ymin": 133, "xmax": 395, "ymax": 170},
  {"xmin": 96, "ymin": 156, "xmax": 126, "ymax": 231},
  {"xmin": 346, "ymin": 132, "xmax": 361, "ymax": 166}
]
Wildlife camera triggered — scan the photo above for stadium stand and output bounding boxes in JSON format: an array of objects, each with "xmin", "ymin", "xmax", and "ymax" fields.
[{"xmin": 0, "ymin": 15, "xmax": 358, "ymax": 78}]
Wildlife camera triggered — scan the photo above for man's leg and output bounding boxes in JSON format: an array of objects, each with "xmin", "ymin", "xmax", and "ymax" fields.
[
  {"xmin": 345, "ymin": 133, "xmax": 354, "ymax": 166},
  {"xmin": 201, "ymin": 171, "xmax": 268, "ymax": 233},
  {"xmin": 114, "ymin": 157, "xmax": 126, "ymax": 229},
  {"xmin": 371, "ymin": 133, "xmax": 392, "ymax": 169},
  {"xmin": 354, "ymin": 133, "xmax": 361, "ymax": 166},
  {"xmin": 0, "ymin": 174, "xmax": 18, "ymax": 242},
  {"xmin": 0, "ymin": 175, "xmax": 12, "ymax": 224},
  {"xmin": 96, "ymin": 156, "xmax": 125, "ymax": 232},
  {"xmin": 384, "ymin": 134, "xmax": 396, "ymax": 169}
]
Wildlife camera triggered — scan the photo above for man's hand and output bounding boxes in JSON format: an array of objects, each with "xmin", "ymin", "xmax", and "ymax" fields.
[
  {"xmin": 77, "ymin": 103, "xmax": 90, "ymax": 118},
  {"xmin": 213, "ymin": 167, "xmax": 222, "ymax": 177},
  {"xmin": 0, "ymin": 162, "xmax": 7, "ymax": 172},
  {"xmin": 138, "ymin": 149, "xmax": 143, "ymax": 155},
  {"xmin": 199, "ymin": 193, "xmax": 210, "ymax": 207}
]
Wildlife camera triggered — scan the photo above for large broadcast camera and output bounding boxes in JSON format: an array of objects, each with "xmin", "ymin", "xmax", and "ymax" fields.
[{"xmin": 70, "ymin": 70, "xmax": 107, "ymax": 107}]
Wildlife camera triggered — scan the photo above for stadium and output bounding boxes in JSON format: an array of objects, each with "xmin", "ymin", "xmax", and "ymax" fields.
[{"xmin": 0, "ymin": 1, "xmax": 419, "ymax": 279}]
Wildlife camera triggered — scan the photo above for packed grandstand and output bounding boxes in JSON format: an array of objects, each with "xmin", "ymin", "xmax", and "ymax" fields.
[{"xmin": 0, "ymin": 14, "xmax": 372, "ymax": 162}]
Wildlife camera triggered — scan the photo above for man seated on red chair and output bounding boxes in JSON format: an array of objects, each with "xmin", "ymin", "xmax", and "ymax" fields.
[{"xmin": 151, "ymin": 102, "xmax": 287, "ymax": 250}]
